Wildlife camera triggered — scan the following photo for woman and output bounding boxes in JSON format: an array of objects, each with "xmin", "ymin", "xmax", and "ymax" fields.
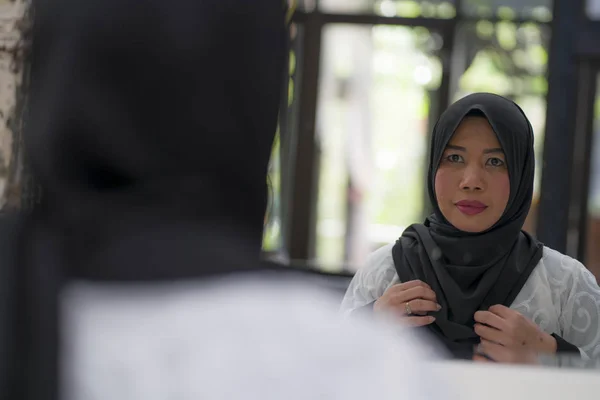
[{"xmin": 340, "ymin": 93, "xmax": 600, "ymax": 362}]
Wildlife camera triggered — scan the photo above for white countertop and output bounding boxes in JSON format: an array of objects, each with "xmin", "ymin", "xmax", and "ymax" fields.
[{"xmin": 432, "ymin": 360, "xmax": 600, "ymax": 400}]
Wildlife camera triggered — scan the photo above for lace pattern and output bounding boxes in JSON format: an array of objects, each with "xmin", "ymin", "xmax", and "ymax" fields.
[{"xmin": 340, "ymin": 244, "xmax": 600, "ymax": 359}]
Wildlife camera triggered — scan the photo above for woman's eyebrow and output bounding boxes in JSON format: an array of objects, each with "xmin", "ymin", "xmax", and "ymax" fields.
[
  {"xmin": 483, "ymin": 148, "xmax": 504, "ymax": 154},
  {"xmin": 444, "ymin": 145, "xmax": 504, "ymax": 155},
  {"xmin": 445, "ymin": 144, "xmax": 466, "ymax": 151}
]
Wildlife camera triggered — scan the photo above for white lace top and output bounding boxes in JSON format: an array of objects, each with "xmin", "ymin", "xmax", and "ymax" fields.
[{"xmin": 340, "ymin": 244, "xmax": 600, "ymax": 359}]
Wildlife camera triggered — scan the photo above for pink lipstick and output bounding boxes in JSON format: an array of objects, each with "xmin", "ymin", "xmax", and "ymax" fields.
[{"xmin": 455, "ymin": 200, "xmax": 487, "ymax": 216}]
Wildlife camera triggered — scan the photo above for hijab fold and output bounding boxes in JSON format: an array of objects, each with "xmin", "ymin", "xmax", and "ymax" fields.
[{"xmin": 392, "ymin": 93, "xmax": 544, "ymax": 358}]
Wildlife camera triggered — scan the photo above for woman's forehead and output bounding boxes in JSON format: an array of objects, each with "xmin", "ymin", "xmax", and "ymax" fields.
[{"xmin": 445, "ymin": 116, "xmax": 502, "ymax": 148}]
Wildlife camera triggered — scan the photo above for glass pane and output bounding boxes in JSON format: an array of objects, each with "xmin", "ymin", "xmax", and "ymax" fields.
[
  {"xmin": 263, "ymin": 134, "xmax": 283, "ymax": 253},
  {"xmin": 315, "ymin": 24, "xmax": 443, "ymax": 271},
  {"xmin": 452, "ymin": 21, "xmax": 550, "ymax": 236},
  {"xmin": 262, "ymin": 23, "xmax": 303, "ymax": 259},
  {"xmin": 460, "ymin": 0, "xmax": 553, "ymax": 21},
  {"xmin": 319, "ymin": 0, "xmax": 457, "ymax": 19},
  {"xmin": 587, "ymin": 0, "xmax": 600, "ymax": 20},
  {"xmin": 585, "ymin": 73, "xmax": 600, "ymax": 282}
]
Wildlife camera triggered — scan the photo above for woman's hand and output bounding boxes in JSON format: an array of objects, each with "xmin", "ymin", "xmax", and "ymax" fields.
[
  {"xmin": 473, "ymin": 340, "xmax": 539, "ymax": 364},
  {"xmin": 472, "ymin": 304, "xmax": 556, "ymax": 364},
  {"xmin": 374, "ymin": 280, "xmax": 441, "ymax": 327}
]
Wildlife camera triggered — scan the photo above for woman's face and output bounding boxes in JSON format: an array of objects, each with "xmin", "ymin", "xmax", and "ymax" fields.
[{"xmin": 434, "ymin": 116, "xmax": 510, "ymax": 233}]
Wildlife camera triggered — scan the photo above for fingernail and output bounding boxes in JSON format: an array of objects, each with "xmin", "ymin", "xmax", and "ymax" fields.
[
  {"xmin": 429, "ymin": 316, "xmax": 436, "ymax": 323},
  {"xmin": 436, "ymin": 304, "xmax": 442, "ymax": 311}
]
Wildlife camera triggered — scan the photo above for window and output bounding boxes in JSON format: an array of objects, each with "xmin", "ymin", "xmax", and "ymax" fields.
[
  {"xmin": 320, "ymin": 0, "xmax": 456, "ymax": 18},
  {"xmin": 460, "ymin": 0, "xmax": 552, "ymax": 21},
  {"xmin": 315, "ymin": 24, "xmax": 443, "ymax": 270},
  {"xmin": 584, "ymin": 73, "xmax": 600, "ymax": 281}
]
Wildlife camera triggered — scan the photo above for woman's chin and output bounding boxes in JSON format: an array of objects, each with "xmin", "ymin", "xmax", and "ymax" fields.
[{"xmin": 448, "ymin": 219, "xmax": 493, "ymax": 234}]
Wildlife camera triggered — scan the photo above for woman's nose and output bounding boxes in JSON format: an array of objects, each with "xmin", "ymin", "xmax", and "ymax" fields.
[{"xmin": 459, "ymin": 165, "xmax": 485, "ymax": 191}]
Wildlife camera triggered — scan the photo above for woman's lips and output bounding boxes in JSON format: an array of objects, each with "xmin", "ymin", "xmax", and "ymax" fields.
[{"xmin": 455, "ymin": 200, "xmax": 488, "ymax": 216}]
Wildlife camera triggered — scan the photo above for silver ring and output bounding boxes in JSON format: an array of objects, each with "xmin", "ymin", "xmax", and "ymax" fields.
[{"xmin": 405, "ymin": 301, "xmax": 412, "ymax": 316}]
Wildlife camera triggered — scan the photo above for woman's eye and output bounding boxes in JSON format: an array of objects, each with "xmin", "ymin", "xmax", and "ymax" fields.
[
  {"xmin": 446, "ymin": 154, "xmax": 463, "ymax": 163},
  {"xmin": 487, "ymin": 157, "xmax": 505, "ymax": 167}
]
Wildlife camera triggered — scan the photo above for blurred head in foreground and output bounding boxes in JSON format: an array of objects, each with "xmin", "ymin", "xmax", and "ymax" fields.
[
  {"xmin": 27, "ymin": 0, "xmax": 287, "ymax": 280},
  {"xmin": 18, "ymin": 1, "xmax": 445, "ymax": 399}
]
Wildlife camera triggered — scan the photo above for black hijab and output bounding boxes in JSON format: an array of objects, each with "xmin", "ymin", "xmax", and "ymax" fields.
[
  {"xmin": 11, "ymin": 1, "xmax": 296, "ymax": 399},
  {"xmin": 25, "ymin": 0, "xmax": 289, "ymax": 280},
  {"xmin": 392, "ymin": 93, "xmax": 544, "ymax": 359}
]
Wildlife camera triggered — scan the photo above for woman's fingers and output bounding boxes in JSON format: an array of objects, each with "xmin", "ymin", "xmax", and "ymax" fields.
[
  {"xmin": 398, "ymin": 280, "xmax": 431, "ymax": 291},
  {"xmin": 375, "ymin": 280, "xmax": 440, "ymax": 321},
  {"xmin": 476, "ymin": 340, "xmax": 505, "ymax": 363},
  {"xmin": 387, "ymin": 282, "xmax": 440, "ymax": 315},
  {"xmin": 474, "ymin": 310, "xmax": 508, "ymax": 331},
  {"xmin": 476, "ymin": 340, "xmax": 538, "ymax": 365},
  {"xmin": 472, "ymin": 354, "xmax": 491, "ymax": 363},
  {"xmin": 404, "ymin": 299, "xmax": 441, "ymax": 315},
  {"xmin": 394, "ymin": 285, "xmax": 438, "ymax": 304},
  {"xmin": 474, "ymin": 323, "xmax": 507, "ymax": 346},
  {"xmin": 404, "ymin": 316, "xmax": 436, "ymax": 327}
]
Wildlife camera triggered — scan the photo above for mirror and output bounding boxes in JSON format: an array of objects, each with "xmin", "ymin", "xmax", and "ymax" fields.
[{"xmin": 273, "ymin": 0, "xmax": 600, "ymax": 372}]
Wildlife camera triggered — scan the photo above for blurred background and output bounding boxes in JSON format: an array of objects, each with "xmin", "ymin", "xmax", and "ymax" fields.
[
  {"xmin": 262, "ymin": 0, "xmax": 600, "ymax": 282},
  {"xmin": 0, "ymin": 0, "xmax": 599, "ymax": 283}
]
